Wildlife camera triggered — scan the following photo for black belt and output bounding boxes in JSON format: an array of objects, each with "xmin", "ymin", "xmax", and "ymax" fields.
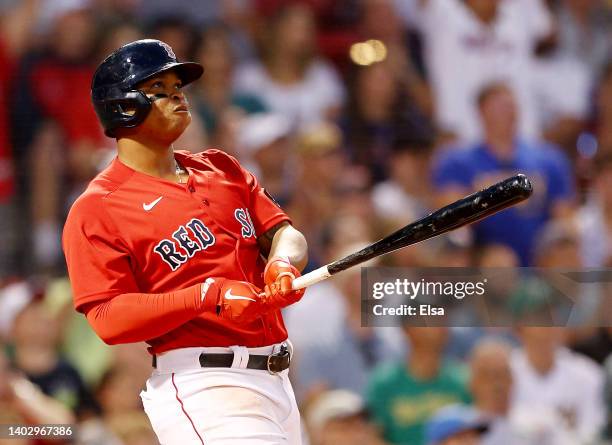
[{"xmin": 152, "ymin": 344, "xmax": 291, "ymax": 374}]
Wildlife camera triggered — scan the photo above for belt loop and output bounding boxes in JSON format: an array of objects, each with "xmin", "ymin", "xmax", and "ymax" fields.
[
  {"xmin": 229, "ymin": 345, "xmax": 249, "ymax": 369},
  {"xmin": 284, "ymin": 340, "xmax": 294, "ymax": 356}
]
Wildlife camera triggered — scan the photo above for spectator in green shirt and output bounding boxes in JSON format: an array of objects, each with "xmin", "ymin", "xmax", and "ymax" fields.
[{"xmin": 366, "ymin": 327, "xmax": 471, "ymax": 445}]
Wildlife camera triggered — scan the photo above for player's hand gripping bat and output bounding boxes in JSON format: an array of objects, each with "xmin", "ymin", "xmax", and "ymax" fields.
[{"xmin": 292, "ymin": 174, "xmax": 533, "ymax": 290}]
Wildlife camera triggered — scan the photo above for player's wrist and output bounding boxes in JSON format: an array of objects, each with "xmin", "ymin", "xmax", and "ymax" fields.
[{"xmin": 198, "ymin": 277, "xmax": 226, "ymax": 312}]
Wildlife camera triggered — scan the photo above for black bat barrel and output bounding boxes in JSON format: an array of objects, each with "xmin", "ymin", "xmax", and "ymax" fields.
[{"xmin": 327, "ymin": 174, "xmax": 532, "ymax": 275}]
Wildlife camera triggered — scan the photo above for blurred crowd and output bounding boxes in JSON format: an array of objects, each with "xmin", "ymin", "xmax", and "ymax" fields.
[{"xmin": 0, "ymin": 0, "xmax": 611, "ymax": 444}]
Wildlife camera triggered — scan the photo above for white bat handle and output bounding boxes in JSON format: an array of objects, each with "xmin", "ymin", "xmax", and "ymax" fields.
[{"xmin": 292, "ymin": 266, "xmax": 331, "ymax": 290}]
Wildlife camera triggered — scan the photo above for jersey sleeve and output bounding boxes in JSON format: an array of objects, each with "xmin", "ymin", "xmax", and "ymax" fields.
[
  {"xmin": 62, "ymin": 193, "xmax": 139, "ymax": 312},
  {"xmin": 243, "ymin": 168, "xmax": 291, "ymax": 236},
  {"xmin": 202, "ymin": 149, "xmax": 291, "ymax": 236}
]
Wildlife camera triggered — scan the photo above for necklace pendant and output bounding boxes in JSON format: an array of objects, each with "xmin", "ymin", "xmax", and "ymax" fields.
[{"xmin": 175, "ymin": 159, "xmax": 187, "ymax": 184}]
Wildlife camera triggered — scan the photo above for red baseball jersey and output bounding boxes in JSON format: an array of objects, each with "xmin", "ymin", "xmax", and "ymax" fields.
[{"xmin": 63, "ymin": 149, "xmax": 291, "ymax": 354}]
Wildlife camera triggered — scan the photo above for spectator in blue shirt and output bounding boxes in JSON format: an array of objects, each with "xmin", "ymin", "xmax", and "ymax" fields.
[{"xmin": 432, "ymin": 83, "xmax": 575, "ymax": 265}]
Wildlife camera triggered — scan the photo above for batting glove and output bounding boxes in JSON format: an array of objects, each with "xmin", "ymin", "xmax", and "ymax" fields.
[{"xmin": 262, "ymin": 256, "xmax": 305, "ymax": 308}]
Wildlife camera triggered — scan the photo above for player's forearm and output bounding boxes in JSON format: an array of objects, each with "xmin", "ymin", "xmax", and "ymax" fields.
[
  {"xmin": 85, "ymin": 283, "xmax": 212, "ymax": 345},
  {"xmin": 268, "ymin": 224, "xmax": 308, "ymax": 271}
]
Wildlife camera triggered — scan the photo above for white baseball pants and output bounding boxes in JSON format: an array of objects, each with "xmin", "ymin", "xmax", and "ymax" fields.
[{"xmin": 140, "ymin": 343, "xmax": 302, "ymax": 445}]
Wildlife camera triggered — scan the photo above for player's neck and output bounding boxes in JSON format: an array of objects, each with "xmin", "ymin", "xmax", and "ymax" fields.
[{"xmin": 116, "ymin": 137, "xmax": 177, "ymax": 180}]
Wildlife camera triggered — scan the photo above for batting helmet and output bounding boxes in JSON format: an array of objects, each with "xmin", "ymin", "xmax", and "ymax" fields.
[{"xmin": 91, "ymin": 39, "xmax": 203, "ymax": 137}]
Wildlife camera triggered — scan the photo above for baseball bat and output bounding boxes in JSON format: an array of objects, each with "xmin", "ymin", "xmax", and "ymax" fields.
[{"xmin": 292, "ymin": 174, "xmax": 533, "ymax": 290}]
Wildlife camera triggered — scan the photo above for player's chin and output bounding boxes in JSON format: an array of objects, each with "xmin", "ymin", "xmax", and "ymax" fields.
[
  {"xmin": 161, "ymin": 114, "xmax": 191, "ymax": 140},
  {"xmin": 169, "ymin": 111, "xmax": 192, "ymax": 129}
]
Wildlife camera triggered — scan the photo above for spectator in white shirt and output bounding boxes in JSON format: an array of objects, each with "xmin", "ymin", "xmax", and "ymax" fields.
[
  {"xmin": 417, "ymin": 0, "xmax": 553, "ymax": 143},
  {"xmin": 234, "ymin": 3, "xmax": 345, "ymax": 128},
  {"xmin": 510, "ymin": 327, "xmax": 606, "ymax": 444}
]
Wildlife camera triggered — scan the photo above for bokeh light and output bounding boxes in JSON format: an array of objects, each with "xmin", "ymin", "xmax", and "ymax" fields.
[
  {"xmin": 576, "ymin": 132, "xmax": 598, "ymax": 158},
  {"xmin": 349, "ymin": 39, "xmax": 387, "ymax": 66}
]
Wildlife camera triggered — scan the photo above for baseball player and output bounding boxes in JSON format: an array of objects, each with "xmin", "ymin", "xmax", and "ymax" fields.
[{"xmin": 62, "ymin": 39, "xmax": 308, "ymax": 444}]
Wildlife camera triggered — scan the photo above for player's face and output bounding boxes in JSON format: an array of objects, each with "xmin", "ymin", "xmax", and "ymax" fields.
[{"xmin": 137, "ymin": 71, "xmax": 192, "ymax": 144}]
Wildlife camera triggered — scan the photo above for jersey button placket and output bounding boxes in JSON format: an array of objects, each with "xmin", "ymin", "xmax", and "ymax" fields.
[
  {"xmin": 185, "ymin": 173, "xmax": 196, "ymax": 193},
  {"xmin": 185, "ymin": 176, "xmax": 209, "ymax": 209}
]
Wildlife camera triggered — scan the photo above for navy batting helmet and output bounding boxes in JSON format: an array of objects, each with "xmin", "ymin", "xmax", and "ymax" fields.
[{"xmin": 91, "ymin": 39, "xmax": 203, "ymax": 137}]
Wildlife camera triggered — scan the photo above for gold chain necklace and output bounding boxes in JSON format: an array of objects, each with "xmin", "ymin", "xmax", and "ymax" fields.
[{"xmin": 175, "ymin": 160, "xmax": 186, "ymax": 184}]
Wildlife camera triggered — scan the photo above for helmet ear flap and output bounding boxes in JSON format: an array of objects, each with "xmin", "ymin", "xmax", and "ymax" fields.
[
  {"xmin": 91, "ymin": 39, "xmax": 203, "ymax": 137},
  {"xmin": 100, "ymin": 91, "xmax": 152, "ymax": 137}
]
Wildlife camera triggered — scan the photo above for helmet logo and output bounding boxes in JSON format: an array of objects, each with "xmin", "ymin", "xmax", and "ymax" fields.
[{"xmin": 160, "ymin": 42, "xmax": 176, "ymax": 60}]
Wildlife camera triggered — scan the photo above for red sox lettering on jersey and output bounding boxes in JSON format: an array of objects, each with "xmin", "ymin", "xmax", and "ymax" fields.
[
  {"xmin": 154, "ymin": 218, "xmax": 216, "ymax": 271},
  {"xmin": 154, "ymin": 209, "xmax": 255, "ymax": 271}
]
